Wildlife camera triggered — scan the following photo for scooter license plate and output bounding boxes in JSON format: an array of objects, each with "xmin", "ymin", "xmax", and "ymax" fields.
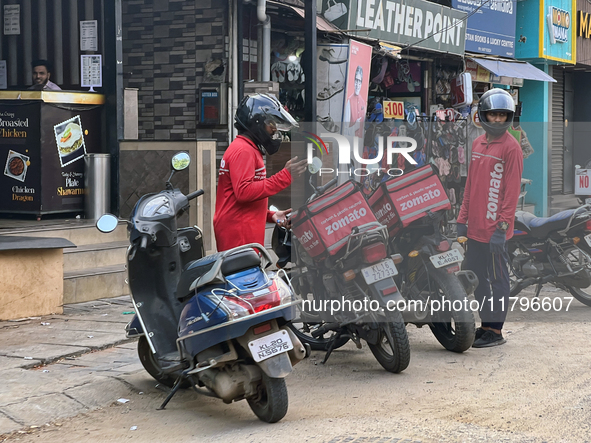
[
  {"xmin": 585, "ymin": 233, "xmax": 591, "ymax": 248},
  {"xmin": 430, "ymin": 249, "xmax": 464, "ymax": 269},
  {"xmin": 361, "ymin": 259, "xmax": 398, "ymax": 285},
  {"xmin": 248, "ymin": 330, "xmax": 294, "ymax": 363}
]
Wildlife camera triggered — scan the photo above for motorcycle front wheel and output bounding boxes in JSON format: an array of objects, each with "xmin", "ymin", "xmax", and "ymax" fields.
[
  {"xmin": 367, "ymin": 311, "xmax": 411, "ymax": 373},
  {"xmin": 427, "ymin": 268, "xmax": 476, "ymax": 352},
  {"xmin": 247, "ymin": 373, "xmax": 288, "ymax": 423}
]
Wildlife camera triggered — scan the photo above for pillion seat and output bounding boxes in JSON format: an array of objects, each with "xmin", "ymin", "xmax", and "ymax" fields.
[
  {"xmin": 176, "ymin": 248, "xmax": 261, "ymax": 301},
  {"xmin": 514, "ymin": 209, "xmax": 583, "ymax": 239}
]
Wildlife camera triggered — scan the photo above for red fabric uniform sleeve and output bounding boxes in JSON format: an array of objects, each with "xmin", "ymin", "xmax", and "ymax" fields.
[{"xmin": 229, "ymin": 148, "xmax": 292, "ymax": 203}]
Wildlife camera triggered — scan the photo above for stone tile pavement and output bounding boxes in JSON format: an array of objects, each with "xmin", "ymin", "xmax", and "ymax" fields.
[{"xmin": 0, "ymin": 296, "xmax": 143, "ymax": 436}]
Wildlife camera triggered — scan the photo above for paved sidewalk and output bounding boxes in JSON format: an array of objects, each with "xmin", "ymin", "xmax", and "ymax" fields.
[{"xmin": 0, "ymin": 296, "xmax": 142, "ymax": 436}]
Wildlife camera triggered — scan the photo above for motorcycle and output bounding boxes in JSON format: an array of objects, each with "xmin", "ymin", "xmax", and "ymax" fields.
[
  {"xmin": 96, "ymin": 152, "xmax": 307, "ymax": 423},
  {"xmin": 367, "ymin": 165, "xmax": 477, "ymax": 352},
  {"xmin": 387, "ymin": 209, "xmax": 478, "ymax": 352},
  {"xmin": 274, "ymin": 160, "xmax": 411, "ymax": 373},
  {"xmin": 509, "ymin": 204, "xmax": 591, "ymax": 306}
]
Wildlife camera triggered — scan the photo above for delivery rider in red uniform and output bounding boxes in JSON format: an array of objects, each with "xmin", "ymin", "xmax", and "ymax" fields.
[
  {"xmin": 456, "ymin": 88, "xmax": 523, "ymax": 348},
  {"xmin": 214, "ymin": 93, "xmax": 307, "ymax": 252}
]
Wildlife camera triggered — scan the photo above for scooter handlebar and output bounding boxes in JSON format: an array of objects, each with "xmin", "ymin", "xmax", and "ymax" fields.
[{"xmin": 186, "ymin": 189, "xmax": 204, "ymax": 201}]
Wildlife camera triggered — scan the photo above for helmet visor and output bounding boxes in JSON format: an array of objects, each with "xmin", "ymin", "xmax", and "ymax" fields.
[
  {"xmin": 264, "ymin": 106, "xmax": 299, "ymax": 132},
  {"xmin": 482, "ymin": 93, "xmax": 515, "ymax": 113}
]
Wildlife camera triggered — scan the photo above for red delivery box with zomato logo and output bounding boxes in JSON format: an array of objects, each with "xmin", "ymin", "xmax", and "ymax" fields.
[
  {"xmin": 368, "ymin": 165, "xmax": 450, "ymax": 235},
  {"xmin": 292, "ymin": 180, "xmax": 378, "ymax": 258}
]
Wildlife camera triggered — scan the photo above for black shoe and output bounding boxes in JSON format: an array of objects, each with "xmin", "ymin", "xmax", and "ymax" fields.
[
  {"xmin": 475, "ymin": 327, "xmax": 486, "ymax": 341},
  {"xmin": 472, "ymin": 330, "xmax": 506, "ymax": 348}
]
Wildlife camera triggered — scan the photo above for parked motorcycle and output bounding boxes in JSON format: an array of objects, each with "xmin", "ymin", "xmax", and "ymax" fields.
[
  {"xmin": 96, "ymin": 152, "xmax": 307, "ymax": 423},
  {"xmin": 368, "ymin": 165, "xmax": 477, "ymax": 353},
  {"xmin": 276, "ymin": 161, "xmax": 411, "ymax": 373},
  {"xmin": 509, "ymin": 204, "xmax": 591, "ymax": 306},
  {"xmin": 388, "ymin": 211, "xmax": 478, "ymax": 352}
]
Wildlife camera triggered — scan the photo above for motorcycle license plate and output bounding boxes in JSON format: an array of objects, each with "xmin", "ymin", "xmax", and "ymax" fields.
[
  {"xmin": 361, "ymin": 259, "xmax": 398, "ymax": 285},
  {"xmin": 430, "ymin": 249, "xmax": 464, "ymax": 269},
  {"xmin": 585, "ymin": 233, "xmax": 591, "ymax": 248},
  {"xmin": 248, "ymin": 330, "xmax": 294, "ymax": 363}
]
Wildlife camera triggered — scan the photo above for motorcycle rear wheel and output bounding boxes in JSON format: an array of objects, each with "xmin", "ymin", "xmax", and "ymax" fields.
[
  {"xmin": 247, "ymin": 373, "xmax": 288, "ymax": 423},
  {"xmin": 568, "ymin": 286, "xmax": 591, "ymax": 306},
  {"xmin": 367, "ymin": 311, "xmax": 410, "ymax": 373}
]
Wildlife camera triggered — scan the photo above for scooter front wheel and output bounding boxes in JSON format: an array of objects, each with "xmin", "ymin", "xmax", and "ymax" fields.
[
  {"xmin": 137, "ymin": 336, "xmax": 189, "ymax": 389},
  {"xmin": 247, "ymin": 373, "xmax": 288, "ymax": 423}
]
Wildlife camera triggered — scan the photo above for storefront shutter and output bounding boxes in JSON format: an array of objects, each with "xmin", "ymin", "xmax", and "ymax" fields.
[{"xmin": 550, "ymin": 69, "xmax": 564, "ymax": 195}]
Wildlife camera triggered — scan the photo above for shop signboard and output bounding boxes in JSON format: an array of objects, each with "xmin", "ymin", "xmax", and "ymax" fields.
[
  {"xmin": 346, "ymin": 0, "xmax": 467, "ymax": 56},
  {"xmin": 515, "ymin": 0, "xmax": 575, "ymax": 64},
  {"xmin": 0, "ymin": 100, "xmax": 102, "ymax": 215},
  {"xmin": 452, "ymin": 0, "xmax": 516, "ymax": 58},
  {"xmin": 575, "ymin": 169, "xmax": 591, "ymax": 195},
  {"xmin": 0, "ymin": 103, "xmax": 41, "ymax": 213}
]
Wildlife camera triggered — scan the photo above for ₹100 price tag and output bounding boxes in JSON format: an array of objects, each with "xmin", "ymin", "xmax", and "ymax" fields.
[{"xmin": 383, "ymin": 100, "xmax": 404, "ymax": 119}]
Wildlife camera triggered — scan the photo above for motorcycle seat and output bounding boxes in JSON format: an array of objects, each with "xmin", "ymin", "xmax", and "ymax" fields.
[
  {"xmin": 515, "ymin": 209, "xmax": 577, "ymax": 238},
  {"xmin": 176, "ymin": 249, "xmax": 261, "ymax": 300}
]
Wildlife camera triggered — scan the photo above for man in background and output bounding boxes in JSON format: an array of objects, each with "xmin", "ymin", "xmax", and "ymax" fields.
[{"xmin": 29, "ymin": 60, "xmax": 61, "ymax": 90}]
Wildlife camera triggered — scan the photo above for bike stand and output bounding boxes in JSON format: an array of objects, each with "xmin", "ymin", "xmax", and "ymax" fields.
[
  {"xmin": 533, "ymin": 282, "xmax": 544, "ymax": 301},
  {"xmin": 157, "ymin": 370, "xmax": 191, "ymax": 410},
  {"xmin": 322, "ymin": 329, "xmax": 346, "ymax": 364}
]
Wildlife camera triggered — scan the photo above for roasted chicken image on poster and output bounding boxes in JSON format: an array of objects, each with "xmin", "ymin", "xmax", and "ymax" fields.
[
  {"xmin": 4, "ymin": 150, "xmax": 30, "ymax": 182},
  {"xmin": 54, "ymin": 115, "xmax": 86, "ymax": 167}
]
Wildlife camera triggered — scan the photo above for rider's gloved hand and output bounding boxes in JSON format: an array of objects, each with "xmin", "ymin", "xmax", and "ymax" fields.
[
  {"xmin": 456, "ymin": 223, "xmax": 467, "ymax": 238},
  {"xmin": 490, "ymin": 228, "xmax": 506, "ymax": 255}
]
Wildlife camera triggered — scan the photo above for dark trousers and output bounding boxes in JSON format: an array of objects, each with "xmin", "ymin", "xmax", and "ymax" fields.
[{"xmin": 465, "ymin": 238, "xmax": 510, "ymax": 330}]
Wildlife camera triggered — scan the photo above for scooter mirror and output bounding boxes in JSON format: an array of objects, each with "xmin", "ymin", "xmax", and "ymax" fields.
[
  {"xmin": 96, "ymin": 214, "xmax": 119, "ymax": 233},
  {"xmin": 308, "ymin": 156, "xmax": 322, "ymax": 175},
  {"xmin": 171, "ymin": 152, "xmax": 191, "ymax": 171}
]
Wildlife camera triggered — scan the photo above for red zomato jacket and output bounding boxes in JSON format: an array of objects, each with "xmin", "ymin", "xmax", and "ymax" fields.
[
  {"xmin": 457, "ymin": 130, "xmax": 523, "ymax": 243},
  {"xmin": 214, "ymin": 135, "xmax": 292, "ymax": 251}
]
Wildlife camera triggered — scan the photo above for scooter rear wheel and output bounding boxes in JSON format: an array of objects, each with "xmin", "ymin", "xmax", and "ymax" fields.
[
  {"xmin": 137, "ymin": 336, "xmax": 189, "ymax": 389},
  {"xmin": 247, "ymin": 373, "xmax": 288, "ymax": 423}
]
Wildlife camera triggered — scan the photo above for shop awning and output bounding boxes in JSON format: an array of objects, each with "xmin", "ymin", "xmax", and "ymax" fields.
[
  {"xmin": 268, "ymin": 1, "xmax": 339, "ymax": 33},
  {"xmin": 469, "ymin": 57, "xmax": 556, "ymax": 82}
]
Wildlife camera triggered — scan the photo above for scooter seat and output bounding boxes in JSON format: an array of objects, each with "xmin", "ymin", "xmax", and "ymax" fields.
[
  {"xmin": 515, "ymin": 209, "xmax": 577, "ymax": 238},
  {"xmin": 176, "ymin": 249, "xmax": 261, "ymax": 300}
]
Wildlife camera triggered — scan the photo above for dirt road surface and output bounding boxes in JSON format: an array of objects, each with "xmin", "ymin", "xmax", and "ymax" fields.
[{"xmin": 3, "ymin": 288, "xmax": 590, "ymax": 443}]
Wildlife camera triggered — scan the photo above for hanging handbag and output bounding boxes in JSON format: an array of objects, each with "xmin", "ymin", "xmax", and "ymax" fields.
[{"xmin": 324, "ymin": 0, "xmax": 347, "ymax": 22}]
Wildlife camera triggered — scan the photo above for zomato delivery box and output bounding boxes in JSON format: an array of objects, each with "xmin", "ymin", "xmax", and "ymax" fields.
[
  {"xmin": 369, "ymin": 165, "xmax": 450, "ymax": 235},
  {"xmin": 292, "ymin": 180, "xmax": 377, "ymax": 258}
]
